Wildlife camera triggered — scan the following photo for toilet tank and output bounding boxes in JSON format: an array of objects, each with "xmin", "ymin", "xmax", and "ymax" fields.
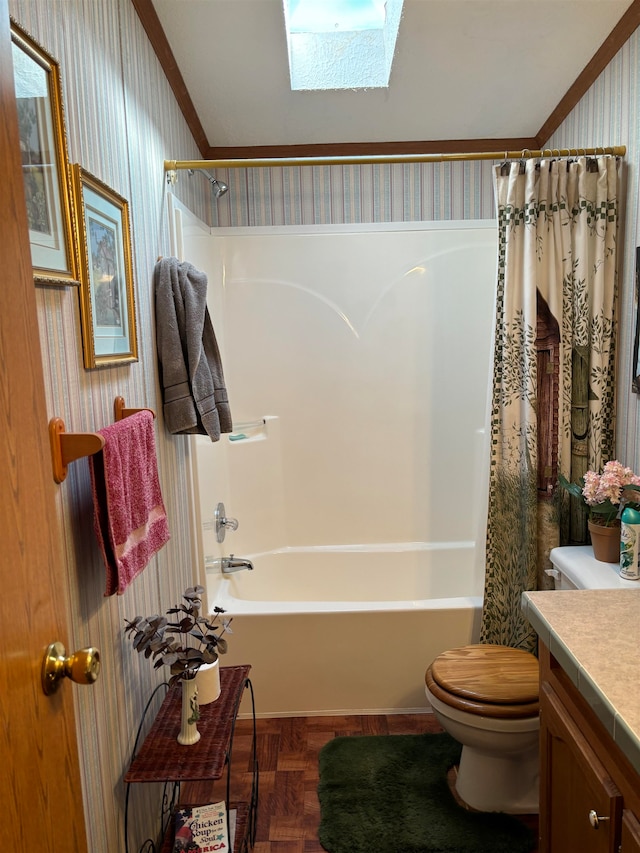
[{"xmin": 548, "ymin": 545, "xmax": 640, "ymax": 590}]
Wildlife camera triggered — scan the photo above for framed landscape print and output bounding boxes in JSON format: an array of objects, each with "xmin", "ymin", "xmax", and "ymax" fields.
[
  {"xmin": 71, "ymin": 165, "xmax": 138, "ymax": 368},
  {"xmin": 11, "ymin": 19, "xmax": 78, "ymax": 286}
]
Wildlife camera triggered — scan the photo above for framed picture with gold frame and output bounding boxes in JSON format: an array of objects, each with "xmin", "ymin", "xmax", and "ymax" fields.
[
  {"xmin": 71, "ymin": 165, "xmax": 138, "ymax": 369},
  {"xmin": 11, "ymin": 19, "xmax": 78, "ymax": 286}
]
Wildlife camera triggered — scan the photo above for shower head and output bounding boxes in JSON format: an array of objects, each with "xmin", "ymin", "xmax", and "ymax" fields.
[
  {"xmin": 187, "ymin": 168, "xmax": 229, "ymax": 198},
  {"xmin": 210, "ymin": 176, "xmax": 229, "ymax": 198}
]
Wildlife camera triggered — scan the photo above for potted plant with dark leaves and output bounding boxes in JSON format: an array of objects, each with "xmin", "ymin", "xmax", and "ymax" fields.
[{"xmin": 125, "ymin": 585, "xmax": 231, "ymax": 745}]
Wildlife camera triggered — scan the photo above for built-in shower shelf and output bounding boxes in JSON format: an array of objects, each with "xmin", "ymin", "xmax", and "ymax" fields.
[{"xmin": 228, "ymin": 417, "xmax": 269, "ymax": 443}]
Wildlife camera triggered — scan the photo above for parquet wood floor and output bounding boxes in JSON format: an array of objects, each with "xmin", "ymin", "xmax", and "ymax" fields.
[{"xmin": 203, "ymin": 712, "xmax": 539, "ymax": 853}]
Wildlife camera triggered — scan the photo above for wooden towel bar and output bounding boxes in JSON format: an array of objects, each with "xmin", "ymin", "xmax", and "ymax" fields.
[{"xmin": 49, "ymin": 397, "xmax": 157, "ymax": 483}]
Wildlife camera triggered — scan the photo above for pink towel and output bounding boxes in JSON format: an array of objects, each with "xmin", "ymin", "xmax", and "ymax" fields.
[{"xmin": 89, "ymin": 410, "xmax": 170, "ymax": 596}]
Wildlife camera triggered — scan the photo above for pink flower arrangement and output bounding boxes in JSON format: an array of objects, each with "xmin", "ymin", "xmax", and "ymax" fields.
[
  {"xmin": 582, "ymin": 461, "xmax": 640, "ymax": 509},
  {"xmin": 560, "ymin": 461, "xmax": 640, "ymax": 527}
]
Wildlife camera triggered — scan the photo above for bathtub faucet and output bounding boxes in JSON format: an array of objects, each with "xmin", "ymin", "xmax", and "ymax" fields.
[{"xmin": 221, "ymin": 554, "xmax": 254, "ymax": 574}]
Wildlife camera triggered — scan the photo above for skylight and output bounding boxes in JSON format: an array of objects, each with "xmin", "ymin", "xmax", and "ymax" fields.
[{"xmin": 283, "ymin": 0, "xmax": 404, "ymax": 91}]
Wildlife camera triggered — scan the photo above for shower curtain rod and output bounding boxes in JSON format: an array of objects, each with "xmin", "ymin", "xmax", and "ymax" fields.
[{"xmin": 165, "ymin": 146, "xmax": 625, "ymax": 172}]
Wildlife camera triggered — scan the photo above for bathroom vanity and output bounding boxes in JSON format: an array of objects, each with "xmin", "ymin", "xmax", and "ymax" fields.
[{"xmin": 523, "ymin": 588, "xmax": 640, "ymax": 853}]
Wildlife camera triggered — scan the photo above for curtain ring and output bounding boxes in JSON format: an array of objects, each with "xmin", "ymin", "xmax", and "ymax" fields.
[
  {"xmin": 518, "ymin": 150, "xmax": 530, "ymax": 173},
  {"xmin": 499, "ymin": 156, "xmax": 511, "ymax": 175}
]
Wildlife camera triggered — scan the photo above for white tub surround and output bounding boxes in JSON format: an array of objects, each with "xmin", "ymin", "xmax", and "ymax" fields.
[
  {"xmin": 180, "ymin": 214, "xmax": 496, "ymax": 717},
  {"xmin": 189, "ymin": 220, "xmax": 497, "ymax": 566}
]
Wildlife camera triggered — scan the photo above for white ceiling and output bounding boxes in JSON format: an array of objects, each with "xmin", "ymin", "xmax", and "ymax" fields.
[{"xmin": 150, "ymin": 0, "xmax": 634, "ymax": 149}]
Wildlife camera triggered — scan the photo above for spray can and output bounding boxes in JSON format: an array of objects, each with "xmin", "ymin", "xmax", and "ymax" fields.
[{"xmin": 620, "ymin": 506, "xmax": 640, "ymax": 580}]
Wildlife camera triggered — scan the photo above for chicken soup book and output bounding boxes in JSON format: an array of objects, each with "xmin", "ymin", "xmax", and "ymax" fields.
[{"xmin": 172, "ymin": 801, "xmax": 229, "ymax": 852}]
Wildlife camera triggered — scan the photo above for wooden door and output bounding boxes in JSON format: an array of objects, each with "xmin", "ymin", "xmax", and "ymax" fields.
[
  {"xmin": 539, "ymin": 682, "xmax": 621, "ymax": 853},
  {"xmin": 0, "ymin": 3, "xmax": 88, "ymax": 849}
]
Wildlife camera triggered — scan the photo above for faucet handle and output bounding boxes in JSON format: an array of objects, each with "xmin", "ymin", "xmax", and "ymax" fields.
[{"xmin": 214, "ymin": 502, "xmax": 239, "ymax": 543}]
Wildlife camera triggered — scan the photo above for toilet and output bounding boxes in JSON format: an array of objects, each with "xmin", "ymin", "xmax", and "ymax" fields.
[
  {"xmin": 425, "ymin": 643, "xmax": 540, "ymax": 814},
  {"xmin": 424, "ymin": 545, "xmax": 630, "ymax": 814}
]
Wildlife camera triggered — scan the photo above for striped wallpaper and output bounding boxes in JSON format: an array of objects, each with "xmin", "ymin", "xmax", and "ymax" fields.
[
  {"xmin": 10, "ymin": 2, "xmax": 211, "ymax": 850},
  {"xmin": 211, "ymin": 159, "xmax": 496, "ymax": 226},
  {"xmin": 7, "ymin": 0, "xmax": 640, "ymax": 849}
]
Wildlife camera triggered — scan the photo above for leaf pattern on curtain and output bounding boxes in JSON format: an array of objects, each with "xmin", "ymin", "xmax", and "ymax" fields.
[{"xmin": 480, "ymin": 156, "xmax": 620, "ymax": 651}]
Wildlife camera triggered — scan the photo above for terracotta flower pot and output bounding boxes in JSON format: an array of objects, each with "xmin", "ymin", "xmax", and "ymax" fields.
[{"xmin": 588, "ymin": 518, "xmax": 621, "ymax": 563}]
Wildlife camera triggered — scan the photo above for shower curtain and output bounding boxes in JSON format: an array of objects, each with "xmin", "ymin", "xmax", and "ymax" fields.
[{"xmin": 480, "ymin": 155, "xmax": 621, "ymax": 650}]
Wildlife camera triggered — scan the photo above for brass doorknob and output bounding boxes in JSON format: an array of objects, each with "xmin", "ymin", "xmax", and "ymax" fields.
[
  {"xmin": 588, "ymin": 809, "xmax": 610, "ymax": 829},
  {"xmin": 41, "ymin": 641, "xmax": 101, "ymax": 695}
]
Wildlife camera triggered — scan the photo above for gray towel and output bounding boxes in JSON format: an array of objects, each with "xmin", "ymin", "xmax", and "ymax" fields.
[{"xmin": 154, "ymin": 257, "xmax": 232, "ymax": 441}]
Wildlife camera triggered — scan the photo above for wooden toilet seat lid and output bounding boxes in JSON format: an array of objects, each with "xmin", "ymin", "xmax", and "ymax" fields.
[{"xmin": 430, "ymin": 644, "xmax": 539, "ymax": 706}]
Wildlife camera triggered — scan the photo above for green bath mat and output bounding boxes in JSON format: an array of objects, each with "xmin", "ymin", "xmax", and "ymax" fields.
[{"xmin": 318, "ymin": 732, "xmax": 536, "ymax": 853}]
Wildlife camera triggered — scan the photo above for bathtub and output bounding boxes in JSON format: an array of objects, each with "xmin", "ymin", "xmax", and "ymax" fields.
[{"xmin": 205, "ymin": 543, "xmax": 483, "ymax": 717}]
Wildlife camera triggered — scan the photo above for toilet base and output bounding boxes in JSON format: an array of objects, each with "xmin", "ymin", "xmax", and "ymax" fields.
[{"xmin": 455, "ymin": 744, "xmax": 539, "ymax": 814}]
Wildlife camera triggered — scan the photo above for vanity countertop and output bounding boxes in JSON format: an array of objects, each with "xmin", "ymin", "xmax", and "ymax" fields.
[{"xmin": 523, "ymin": 587, "xmax": 640, "ymax": 773}]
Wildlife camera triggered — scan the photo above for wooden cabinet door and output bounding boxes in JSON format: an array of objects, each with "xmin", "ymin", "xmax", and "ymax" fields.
[
  {"xmin": 539, "ymin": 682, "xmax": 622, "ymax": 853},
  {"xmin": 622, "ymin": 810, "xmax": 640, "ymax": 853}
]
